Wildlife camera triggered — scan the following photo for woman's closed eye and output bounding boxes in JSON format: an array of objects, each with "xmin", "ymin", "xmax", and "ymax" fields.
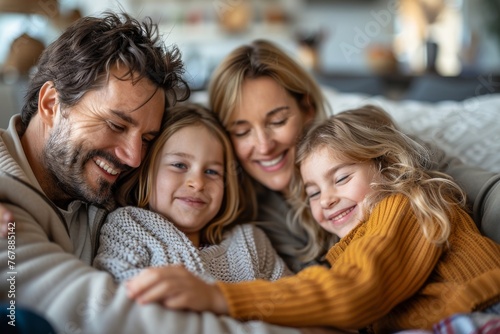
[
  {"xmin": 230, "ymin": 125, "xmax": 251, "ymax": 137},
  {"xmin": 233, "ymin": 130, "xmax": 249, "ymax": 138},
  {"xmin": 269, "ymin": 118, "xmax": 287, "ymax": 127}
]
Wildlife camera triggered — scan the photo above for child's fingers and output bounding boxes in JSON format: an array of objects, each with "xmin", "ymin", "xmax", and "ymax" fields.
[
  {"xmin": 134, "ymin": 277, "xmax": 188, "ymax": 305},
  {"xmin": 127, "ymin": 268, "xmax": 165, "ymax": 298},
  {"xmin": 162, "ymin": 291, "xmax": 194, "ymax": 310},
  {"xmin": 126, "ymin": 265, "xmax": 188, "ymax": 299},
  {"xmin": 134, "ymin": 281, "xmax": 173, "ymax": 305}
]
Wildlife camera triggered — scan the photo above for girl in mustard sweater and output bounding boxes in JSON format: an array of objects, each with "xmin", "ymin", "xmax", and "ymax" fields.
[{"xmin": 126, "ymin": 105, "xmax": 500, "ymax": 333}]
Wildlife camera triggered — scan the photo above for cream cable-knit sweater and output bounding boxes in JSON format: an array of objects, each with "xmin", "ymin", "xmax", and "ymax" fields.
[{"xmin": 93, "ymin": 206, "xmax": 291, "ymax": 282}]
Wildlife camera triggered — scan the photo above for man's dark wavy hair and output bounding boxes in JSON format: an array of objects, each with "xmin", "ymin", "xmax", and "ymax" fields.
[{"xmin": 20, "ymin": 11, "xmax": 189, "ymax": 133}]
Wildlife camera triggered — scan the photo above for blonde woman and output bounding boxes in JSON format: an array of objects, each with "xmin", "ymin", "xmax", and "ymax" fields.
[{"xmin": 209, "ymin": 39, "xmax": 330, "ymax": 272}]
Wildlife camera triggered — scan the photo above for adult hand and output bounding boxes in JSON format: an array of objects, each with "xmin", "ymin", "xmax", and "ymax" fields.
[
  {"xmin": 126, "ymin": 265, "xmax": 229, "ymax": 315},
  {"xmin": 0, "ymin": 204, "xmax": 14, "ymax": 238}
]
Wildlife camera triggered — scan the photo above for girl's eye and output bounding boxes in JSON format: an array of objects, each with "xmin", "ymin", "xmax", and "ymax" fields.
[
  {"xmin": 335, "ymin": 175, "xmax": 350, "ymax": 185},
  {"xmin": 205, "ymin": 169, "xmax": 222, "ymax": 176},
  {"xmin": 308, "ymin": 193, "xmax": 319, "ymax": 200},
  {"xmin": 171, "ymin": 162, "xmax": 187, "ymax": 169},
  {"xmin": 306, "ymin": 190, "xmax": 320, "ymax": 201}
]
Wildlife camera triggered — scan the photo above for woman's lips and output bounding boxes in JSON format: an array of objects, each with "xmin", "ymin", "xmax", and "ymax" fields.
[{"xmin": 256, "ymin": 152, "xmax": 287, "ymax": 172}]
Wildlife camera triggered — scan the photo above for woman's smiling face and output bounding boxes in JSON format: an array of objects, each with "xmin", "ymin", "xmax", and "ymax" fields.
[{"xmin": 225, "ymin": 76, "xmax": 314, "ymax": 194}]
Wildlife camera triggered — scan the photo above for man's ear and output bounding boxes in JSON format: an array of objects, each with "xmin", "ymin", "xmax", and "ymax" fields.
[{"xmin": 38, "ymin": 81, "xmax": 58, "ymax": 128}]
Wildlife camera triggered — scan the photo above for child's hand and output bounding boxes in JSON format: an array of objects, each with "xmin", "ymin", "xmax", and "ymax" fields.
[
  {"xmin": 0, "ymin": 204, "xmax": 14, "ymax": 238},
  {"xmin": 126, "ymin": 265, "xmax": 229, "ymax": 315}
]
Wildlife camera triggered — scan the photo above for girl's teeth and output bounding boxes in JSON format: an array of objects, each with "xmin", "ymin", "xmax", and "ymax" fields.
[
  {"xmin": 95, "ymin": 159, "xmax": 119, "ymax": 175},
  {"xmin": 332, "ymin": 207, "xmax": 354, "ymax": 221}
]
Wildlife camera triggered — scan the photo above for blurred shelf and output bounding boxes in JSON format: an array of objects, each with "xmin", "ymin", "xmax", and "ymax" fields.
[
  {"xmin": 314, "ymin": 72, "xmax": 500, "ymax": 101},
  {"xmin": 157, "ymin": 22, "xmax": 299, "ymax": 90}
]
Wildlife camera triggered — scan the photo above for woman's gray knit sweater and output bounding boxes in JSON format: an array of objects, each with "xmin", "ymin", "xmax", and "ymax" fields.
[{"xmin": 93, "ymin": 206, "xmax": 290, "ymax": 282}]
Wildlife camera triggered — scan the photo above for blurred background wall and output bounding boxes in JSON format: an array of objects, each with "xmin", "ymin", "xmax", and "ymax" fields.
[{"xmin": 1, "ymin": 0, "xmax": 499, "ymax": 127}]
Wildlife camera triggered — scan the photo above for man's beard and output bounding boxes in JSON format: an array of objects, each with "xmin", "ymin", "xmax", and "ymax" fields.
[{"xmin": 42, "ymin": 123, "xmax": 126, "ymax": 211}]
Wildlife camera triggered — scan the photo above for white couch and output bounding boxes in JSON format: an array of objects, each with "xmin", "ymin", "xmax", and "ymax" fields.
[{"xmin": 322, "ymin": 88, "xmax": 500, "ymax": 173}]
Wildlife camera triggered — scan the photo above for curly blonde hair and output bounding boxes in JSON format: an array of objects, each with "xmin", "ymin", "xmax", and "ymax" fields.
[{"xmin": 290, "ymin": 105, "xmax": 466, "ymax": 262}]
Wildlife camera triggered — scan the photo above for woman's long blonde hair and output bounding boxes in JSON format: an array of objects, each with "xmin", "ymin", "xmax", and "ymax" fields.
[
  {"xmin": 290, "ymin": 105, "xmax": 466, "ymax": 261},
  {"xmin": 208, "ymin": 38, "xmax": 329, "ymax": 220},
  {"xmin": 116, "ymin": 103, "xmax": 241, "ymax": 245}
]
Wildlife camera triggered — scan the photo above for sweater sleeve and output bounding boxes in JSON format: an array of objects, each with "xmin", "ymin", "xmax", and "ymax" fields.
[
  {"xmin": 216, "ymin": 195, "xmax": 443, "ymax": 330},
  {"xmin": 94, "ymin": 207, "xmax": 208, "ymax": 282},
  {"xmin": 0, "ymin": 196, "xmax": 301, "ymax": 334},
  {"xmin": 93, "ymin": 207, "xmax": 151, "ymax": 282},
  {"xmin": 250, "ymin": 225, "xmax": 293, "ymax": 280},
  {"xmin": 1, "ymin": 120, "xmax": 301, "ymax": 334}
]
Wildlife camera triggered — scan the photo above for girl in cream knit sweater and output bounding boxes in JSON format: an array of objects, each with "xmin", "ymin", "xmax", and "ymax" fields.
[
  {"xmin": 125, "ymin": 105, "xmax": 500, "ymax": 333},
  {"xmin": 93, "ymin": 104, "xmax": 289, "ymax": 284}
]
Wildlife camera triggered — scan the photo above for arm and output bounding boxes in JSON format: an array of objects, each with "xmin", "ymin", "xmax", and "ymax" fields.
[
  {"xmin": 94, "ymin": 206, "xmax": 208, "ymax": 282},
  {"xmin": 123, "ymin": 224, "xmax": 292, "ymax": 307},
  {"xmin": 0, "ymin": 187, "xmax": 300, "ymax": 334},
  {"xmin": 127, "ymin": 195, "xmax": 443, "ymax": 330},
  {"xmin": 93, "ymin": 208, "xmax": 151, "ymax": 282},
  {"xmin": 251, "ymin": 224, "xmax": 294, "ymax": 279},
  {"xmin": 214, "ymin": 196, "xmax": 443, "ymax": 329}
]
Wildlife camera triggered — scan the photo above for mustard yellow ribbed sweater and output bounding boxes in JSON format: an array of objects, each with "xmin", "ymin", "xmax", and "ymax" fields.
[{"xmin": 216, "ymin": 194, "xmax": 500, "ymax": 333}]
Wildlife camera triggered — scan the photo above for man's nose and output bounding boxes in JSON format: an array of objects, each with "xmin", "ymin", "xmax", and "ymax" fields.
[{"xmin": 115, "ymin": 135, "xmax": 142, "ymax": 168}]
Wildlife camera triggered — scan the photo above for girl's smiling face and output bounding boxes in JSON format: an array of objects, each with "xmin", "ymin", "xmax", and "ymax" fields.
[
  {"xmin": 149, "ymin": 125, "xmax": 225, "ymax": 246},
  {"xmin": 300, "ymin": 146, "xmax": 377, "ymax": 238}
]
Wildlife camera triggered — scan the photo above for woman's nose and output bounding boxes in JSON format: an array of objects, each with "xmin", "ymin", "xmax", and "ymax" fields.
[{"xmin": 254, "ymin": 128, "xmax": 275, "ymax": 154}]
